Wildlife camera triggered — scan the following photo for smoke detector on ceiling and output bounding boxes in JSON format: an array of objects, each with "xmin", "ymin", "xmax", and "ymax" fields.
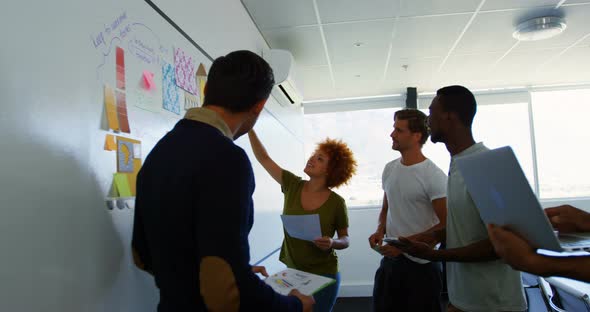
[{"xmin": 513, "ymin": 16, "xmax": 566, "ymax": 41}]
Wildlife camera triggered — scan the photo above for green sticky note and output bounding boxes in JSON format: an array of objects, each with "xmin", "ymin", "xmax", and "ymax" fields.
[{"xmin": 114, "ymin": 173, "xmax": 132, "ymax": 197}]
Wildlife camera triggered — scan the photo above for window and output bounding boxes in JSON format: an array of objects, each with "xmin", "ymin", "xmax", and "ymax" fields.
[
  {"xmin": 304, "ymin": 108, "xmax": 401, "ymax": 206},
  {"xmin": 304, "ymin": 88, "xmax": 590, "ymax": 205},
  {"xmin": 420, "ymin": 108, "xmax": 450, "ymax": 174},
  {"xmin": 532, "ymin": 89, "xmax": 590, "ymax": 199},
  {"xmin": 472, "ymin": 103, "xmax": 536, "ymax": 189},
  {"xmin": 421, "ymin": 103, "xmax": 535, "ymax": 189}
]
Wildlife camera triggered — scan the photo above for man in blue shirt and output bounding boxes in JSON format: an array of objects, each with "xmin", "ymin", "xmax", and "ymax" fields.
[{"xmin": 132, "ymin": 50, "xmax": 314, "ymax": 312}]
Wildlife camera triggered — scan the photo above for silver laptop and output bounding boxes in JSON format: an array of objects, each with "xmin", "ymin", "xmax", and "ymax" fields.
[{"xmin": 455, "ymin": 146, "xmax": 590, "ymax": 252}]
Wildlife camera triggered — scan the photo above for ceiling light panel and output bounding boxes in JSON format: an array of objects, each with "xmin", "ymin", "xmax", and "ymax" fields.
[
  {"xmin": 481, "ymin": 0, "xmax": 557, "ymax": 11},
  {"xmin": 323, "ymin": 20, "xmax": 392, "ymax": 64},
  {"xmin": 394, "ymin": 14, "xmax": 471, "ymax": 58},
  {"xmin": 242, "ymin": 0, "xmax": 317, "ymax": 29},
  {"xmin": 516, "ymin": 4, "xmax": 590, "ymax": 50},
  {"xmin": 455, "ymin": 10, "xmax": 522, "ymax": 54},
  {"xmin": 316, "ymin": 0, "xmax": 399, "ymax": 23},
  {"xmin": 399, "ymin": 0, "xmax": 480, "ymax": 17},
  {"xmin": 385, "ymin": 57, "xmax": 441, "ymax": 82},
  {"xmin": 263, "ymin": 26, "xmax": 328, "ymax": 67},
  {"xmin": 299, "ymin": 66, "xmax": 334, "ymax": 99}
]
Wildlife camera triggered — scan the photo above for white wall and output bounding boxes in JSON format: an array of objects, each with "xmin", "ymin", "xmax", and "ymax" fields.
[
  {"xmin": 336, "ymin": 208, "xmax": 383, "ymax": 296},
  {"xmin": 0, "ymin": 0, "xmax": 303, "ymax": 311}
]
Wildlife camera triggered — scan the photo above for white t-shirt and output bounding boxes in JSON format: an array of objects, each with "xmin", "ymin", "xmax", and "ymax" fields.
[
  {"xmin": 382, "ymin": 158, "xmax": 447, "ymax": 263},
  {"xmin": 446, "ymin": 142, "xmax": 526, "ymax": 312}
]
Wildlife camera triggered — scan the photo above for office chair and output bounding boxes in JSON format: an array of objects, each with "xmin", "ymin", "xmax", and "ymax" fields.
[
  {"xmin": 521, "ymin": 273, "xmax": 551, "ymax": 312},
  {"xmin": 539, "ymin": 277, "xmax": 566, "ymax": 312}
]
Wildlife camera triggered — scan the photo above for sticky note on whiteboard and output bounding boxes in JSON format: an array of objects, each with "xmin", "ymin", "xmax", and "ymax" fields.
[
  {"xmin": 142, "ymin": 70, "xmax": 155, "ymax": 90},
  {"xmin": 104, "ymin": 134, "xmax": 117, "ymax": 151},
  {"xmin": 114, "ymin": 173, "xmax": 132, "ymax": 197}
]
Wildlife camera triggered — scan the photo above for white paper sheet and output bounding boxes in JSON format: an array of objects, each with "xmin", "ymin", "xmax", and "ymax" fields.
[
  {"xmin": 280, "ymin": 214, "xmax": 322, "ymax": 241},
  {"xmin": 265, "ymin": 268, "xmax": 335, "ymax": 296}
]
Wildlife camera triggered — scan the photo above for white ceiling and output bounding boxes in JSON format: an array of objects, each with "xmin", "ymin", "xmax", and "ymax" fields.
[{"xmin": 241, "ymin": 0, "xmax": 590, "ymax": 101}]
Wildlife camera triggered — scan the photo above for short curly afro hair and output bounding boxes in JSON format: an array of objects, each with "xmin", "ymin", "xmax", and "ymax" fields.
[{"xmin": 315, "ymin": 138, "xmax": 357, "ymax": 188}]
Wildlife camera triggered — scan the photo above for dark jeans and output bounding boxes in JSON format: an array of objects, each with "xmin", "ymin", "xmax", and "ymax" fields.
[{"xmin": 373, "ymin": 255, "xmax": 442, "ymax": 312}]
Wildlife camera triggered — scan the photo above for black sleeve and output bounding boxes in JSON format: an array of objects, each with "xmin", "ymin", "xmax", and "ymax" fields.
[
  {"xmin": 197, "ymin": 147, "xmax": 302, "ymax": 312},
  {"xmin": 131, "ymin": 169, "xmax": 152, "ymax": 272}
]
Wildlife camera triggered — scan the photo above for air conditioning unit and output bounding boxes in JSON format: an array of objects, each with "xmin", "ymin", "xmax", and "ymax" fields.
[{"xmin": 262, "ymin": 49, "xmax": 302, "ymax": 107}]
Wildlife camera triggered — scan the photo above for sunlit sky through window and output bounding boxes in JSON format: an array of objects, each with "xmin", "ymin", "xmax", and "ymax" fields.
[{"xmin": 304, "ymin": 89, "xmax": 590, "ymax": 207}]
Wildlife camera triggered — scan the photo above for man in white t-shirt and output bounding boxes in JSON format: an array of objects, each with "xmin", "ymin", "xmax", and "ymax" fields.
[
  {"xmin": 369, "ymin": 109, "xmax": 447, "ymax": 312},
  {"xmin": 398, "ymin": 86, "xmax": 526, "ymax": 312}
]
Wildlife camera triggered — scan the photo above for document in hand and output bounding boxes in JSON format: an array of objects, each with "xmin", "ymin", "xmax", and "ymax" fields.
[
  {"xmin": 280, "ymin": 214, "xmax": 322, "ymax": 241},
  {"xmin": 265, "ymin": 268, "xmax": 335, "ymax": 296}
]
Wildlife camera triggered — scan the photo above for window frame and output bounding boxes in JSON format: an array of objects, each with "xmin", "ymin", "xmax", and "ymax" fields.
[{"xmin": 303, "ymin": 85, "xmax": 590, "ymax": 207}]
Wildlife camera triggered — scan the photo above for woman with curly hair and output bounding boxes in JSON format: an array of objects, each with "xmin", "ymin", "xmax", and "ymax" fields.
[{"xmin": 248, "ymin": 129, "xmax": 357, "ymax": 312}]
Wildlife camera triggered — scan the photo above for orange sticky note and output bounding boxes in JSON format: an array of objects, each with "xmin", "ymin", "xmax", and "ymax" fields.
[
  {"xmin": 104, "ymin": 134, "xmax": 117, "ymax": 151},
  {"xmin": 104, "ymin": 85, "xmax": 120, "ymax": 131}
]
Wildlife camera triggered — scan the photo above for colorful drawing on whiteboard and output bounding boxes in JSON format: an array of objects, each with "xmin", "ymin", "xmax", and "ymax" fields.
[
  {"xmin": 92, "ymin": 11, "xmax": 170, "ymax": 80},
  {"xmin": 116, "ymin": 47, "xmax": 126, "ymax": 90},
  {"xmin": 92, "ymin": 12, "xmax": 129, "ymax": 79},
  {"xmin": 117, "ymin": 140, "xmax": 134, "ymax": 173},
  {"xmin": 185, "ymin": 66, "xmax": 203, "ymax": 109},
  {"xmin": 162, "ymin": 63, "xmax": 180, "ymax": 114},
  {"xmin": 104, "ymin": 85, "xmax": 120, "ymax": 131},
  {"xmin": 134, "ymin": 87, "xmax": 160, "ymax": 113},
  {"xmin": 174, "ymin": 47, "xmax": 197, "ymax": 95},
  {"xmin": 115, "ymin": 136, "xmax": 142, "ymax": 196},
  {"xmin": 197, "ymin": 63, "xmax": 207, "ymax": 106},
  {"xmin": 115, "ymin": 90, "xmax": 131, "ymax": 133},
  {"xmin": 184, "ymin": 91, "xmax": 199, "ymax": 110}
]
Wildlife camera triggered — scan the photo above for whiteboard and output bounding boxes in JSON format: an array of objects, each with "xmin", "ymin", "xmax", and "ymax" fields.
[{"xmin": 0, "ymin": 0, "xmax": 304, "ymax": 310}]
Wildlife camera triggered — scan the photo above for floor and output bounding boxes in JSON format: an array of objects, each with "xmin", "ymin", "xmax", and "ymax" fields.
[
  {"xmin": 333, "ymin": 297, "xmax": 373, "ymax": 312},
  {"xmin": 332, "ymin": 294, "xmax": 448, "ymax": 312}
]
